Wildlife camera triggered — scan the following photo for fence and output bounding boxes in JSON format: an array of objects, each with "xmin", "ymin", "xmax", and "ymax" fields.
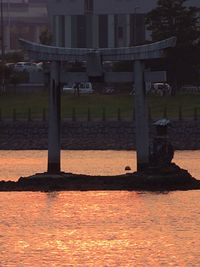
[{"xmin": 0, "ymin": 106, "xmax": 200, "ymax": 122}]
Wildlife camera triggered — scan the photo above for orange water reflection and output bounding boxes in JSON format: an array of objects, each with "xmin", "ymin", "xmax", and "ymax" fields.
[
  {"xmin": 0, "ymin": 150, "xmax": 136, "ymax": 181},
  {"xmin": 0, "ymin": 150, "xmax": 200, "ymax": 181},
  {"xmin": 0, "ymin": 151, "xmax": 200, "ymax": 266},
  {"xmin": 0, "ymin": 190, "xmax": 200, "ymax": 266}
]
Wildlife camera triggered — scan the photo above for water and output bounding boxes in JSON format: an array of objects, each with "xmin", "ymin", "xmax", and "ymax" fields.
[
  {"xmin": 0, "ymin": 150, "xmax": 137, "ymax": 181},
  {"xmin": 0, "ymin": 151, "xmax": 200, "ymax": 266}
]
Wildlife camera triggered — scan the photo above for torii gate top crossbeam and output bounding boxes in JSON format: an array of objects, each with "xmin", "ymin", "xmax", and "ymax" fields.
[{"xmin": 19, "ymin": 37, "xmax": 176, "ymax": 62}]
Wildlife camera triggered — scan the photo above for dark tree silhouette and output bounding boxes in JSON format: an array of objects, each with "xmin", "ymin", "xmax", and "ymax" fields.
[
  {"xmin": 145, "ymin": 0, "xmax": 200, "ymax": 87},
  {"xmin": 39, "ymin": 28, "xmax": 52, "ymax": 45}
]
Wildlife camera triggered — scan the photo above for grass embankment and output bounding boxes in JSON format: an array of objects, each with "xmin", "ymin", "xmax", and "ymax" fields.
[{"xmin": 0, "ymin": 92, "xmax": 200, "ymax": 120}]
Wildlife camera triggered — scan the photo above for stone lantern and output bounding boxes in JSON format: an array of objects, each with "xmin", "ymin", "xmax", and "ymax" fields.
[{"xmin": 150, "ymin": 118, "xmax": 174, "ymax": 168}]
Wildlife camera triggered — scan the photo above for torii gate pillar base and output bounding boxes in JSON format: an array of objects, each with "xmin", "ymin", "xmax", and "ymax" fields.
[{"xmin": 48, "ymin": 163, "xmax": 60, "ymax": 174}]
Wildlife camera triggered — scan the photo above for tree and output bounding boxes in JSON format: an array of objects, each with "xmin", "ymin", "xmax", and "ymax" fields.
[
  {"xmin": 146, "ymin": 0, "xmax": 200, "ymax": 45},
  {"xmin": 9, "ymin": 71, "xmax": 29, "ymax": 93},
  {"xmin": 5, "ymin": 51, "xmax": 24, "ymax": 63},
  {"xmin": 145, "ymin": 0, "xmax": 200, "ymax": 87},
  {"xmin": 39, "ymin": 28, "xmax": 52, "ymax": 45}
]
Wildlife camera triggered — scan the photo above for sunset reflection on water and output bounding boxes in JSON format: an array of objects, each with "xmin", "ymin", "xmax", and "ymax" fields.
[
  {"xmin": 0, "ymin": 190, "xmax": 200, "ymax": 266},
  {"xmin": 0, "ymin": 150, "xmax": 200, "ymax": 181},
  {"xmin": 0, "ymin": 150, "xmax": 137, "ymax": 181},
  {"xmin": 0, "ymin": 150, "xmax": 200, "ymax": 266}
]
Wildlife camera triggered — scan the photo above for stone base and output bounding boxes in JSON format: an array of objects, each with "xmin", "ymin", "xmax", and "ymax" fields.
[{"xmin": 0, "ymin": 163, "xmax": 200, "ymax": 192}]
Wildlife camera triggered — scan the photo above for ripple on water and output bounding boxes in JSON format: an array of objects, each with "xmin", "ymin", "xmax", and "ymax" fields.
[
  {"xmin": 0, "ymin": 190, "xmax": 200, "ymax": 266},
  {"xmin": 0, "ymin": 151, "xmax": 200, "ymax": 266}
]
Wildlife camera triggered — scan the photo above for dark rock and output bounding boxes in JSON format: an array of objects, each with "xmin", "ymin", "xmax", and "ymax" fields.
[{"xmin": 125, "ymin": 166, "xmax": 131, "ymax": 171}]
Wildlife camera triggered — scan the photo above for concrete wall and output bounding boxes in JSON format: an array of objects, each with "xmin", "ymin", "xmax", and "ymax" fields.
[
  {"xmin": 60, "ymin": 72, "xmax": 134, "ymax": 83},
  {"xmin": 104, "ymin": 72, "xmax": 133, "ymax": 83},
  {"xmin": 29, "ymin": 72, "xmax": 45, "ymax": 84},
  {"xmin": 60, "ymin": 72, "xmax": 88, "ymax": 83},
  {"xmin": 5, "ymin": 84, "xmax": 45, "ymax": 93},
  {"xmin": 47, "ymin": 0, "xmax": 158, "ymax": 15},
  {"xmin": 47, "ymin": 0, "xmax": 84, "ymax": 16},
  {"xmin": 0, "ymin": 120, "xmax": 200, "ymax": 150},
  {"xmin": 59, "ymin": 71, "xmax": 166, "ymax": 83},
  {"xmin": 94, "ymin": 0, "xmax": 156, "ymax": 14},
  {"xmin": 47, "ymin": 0, "xmax": 200, "ymax": 17},
  {"xmin": 7, "ymin": 71, "xmax": 168, "ymax": 86},
  {"xmin": 61, "ymin": 72, "xmax": 130, "ymax": 83}
]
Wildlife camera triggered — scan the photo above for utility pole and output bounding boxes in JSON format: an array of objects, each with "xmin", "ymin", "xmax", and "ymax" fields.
[{"xmin": 0, "ymin": 0, "xmax": 5, "ymax": 92}]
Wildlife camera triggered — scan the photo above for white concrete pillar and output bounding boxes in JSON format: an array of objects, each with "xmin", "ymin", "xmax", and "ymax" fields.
[
  {"xmin": 55, "ymin": 16, "xmax": 60, "ymax": 46},
  {"xmin": 108, "ymin": 15, "xmax": 115, "ymax": 48},
  {"xmin": 134, "ymin": 60, "xmax": 149, "ymax": 172},
  {"xmin": 4, "ymin": 25, "xmax": 10, "ymax": 52},
  {"xmin": 48, "ymin": 61, "xmax": 61, "ymax": 174},
  {"xmin": 92, "ymin": 15, "xmax": 99, "ymax": 48},
  {"xmin": 65, "ymin": 15, "xmax": 71, "ymax": 47},
  {"xmin": 126, "ymin": 14, "xmax": 130, "ymax": 47},
  {"xmin": 33, "ymin": 26, "xmax": 41, "ymax": 43}
]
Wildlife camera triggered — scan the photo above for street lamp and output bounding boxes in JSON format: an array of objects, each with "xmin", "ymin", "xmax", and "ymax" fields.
[{"xmin": 0, "ymin": 0, "xmax": 5, "ymax": 91}]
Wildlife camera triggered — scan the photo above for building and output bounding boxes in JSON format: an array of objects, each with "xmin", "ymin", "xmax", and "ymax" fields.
[
  {"xmin": 47, "ymin": 0, "xmax": 200, "ymax": 49},
  {"xmin": 0, "ymin": 0, "xmax": 48, "ymax": 51},
  {"xmin": 47, "ymin": 0, "xmax": 147, "ymax": 48},
  {"xmin": 1, "ymin": 0, "xmax": 199, "ymax": 51}
]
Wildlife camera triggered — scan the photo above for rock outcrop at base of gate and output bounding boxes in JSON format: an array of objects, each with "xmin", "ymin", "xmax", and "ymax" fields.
[{"xmin": 0, "ymin": 163, "xmax": 200, "ymax": 192}]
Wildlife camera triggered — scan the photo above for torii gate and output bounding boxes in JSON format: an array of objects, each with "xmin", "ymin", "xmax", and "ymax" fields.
[{"xmin": 20, "ymin": 37, "xmax": 176, "ymax": 174}]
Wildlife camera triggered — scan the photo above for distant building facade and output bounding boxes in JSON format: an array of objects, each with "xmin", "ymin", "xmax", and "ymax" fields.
[
  {"xmin": 47, "ymin": 0, "xmax": 200, "ymax": 49},
  {"xmin": 2, "ymin": 0, "xmax": 199, "ymax": 51},
  {"xmin": 47, "ymin": 0, "xmax": 147, "ymax": 48},
  {"xmin": 1, "ymin": 0, "xmax": 48, "ymax": 51}
]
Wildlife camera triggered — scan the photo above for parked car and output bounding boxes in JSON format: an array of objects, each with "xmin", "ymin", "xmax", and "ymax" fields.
[
  {"xmin": 180, "ymin": 85, "xmax": 200, "ymax": 94},
  {"xmin": 149, "ymin": 83, "xmax": 172, "ymax": 96},
  {"xmin": 63, "ymin": 82, "xmax": 94, "ymax": 94},
  {"xmin": 5, "ymin": 63, "xmax": 15, "ymax": 70},
  {"xmin": 36, "ymin": 62, "xmax": 43, "ymax": 71},
  {"xmin": 102, "ymin": 86, "xmax": 115, "ymax": 94},
  {"xmin": 14, "ymin": 62, "xmax": 38, "ymax": 72}
]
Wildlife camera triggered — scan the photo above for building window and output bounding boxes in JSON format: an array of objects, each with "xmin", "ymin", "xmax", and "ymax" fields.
[{"xmin": 84, "ymin": 0, "xmax": 93, "ymax": 13}]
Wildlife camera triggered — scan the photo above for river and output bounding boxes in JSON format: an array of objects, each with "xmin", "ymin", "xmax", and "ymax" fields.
[{"xmin": 0, "ymin": 150, "xmax": 199, "ymax": 266}]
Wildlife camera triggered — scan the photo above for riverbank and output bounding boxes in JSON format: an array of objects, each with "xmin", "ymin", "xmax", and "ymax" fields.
[{"xmin": 0, "ymin": 120, "xmax": 200, "ymax": 150}]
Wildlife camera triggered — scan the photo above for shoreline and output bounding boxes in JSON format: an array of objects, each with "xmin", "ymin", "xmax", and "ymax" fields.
[{"xmin": 1, "ymin": 164, "xmax": 200, "ymax": 192}]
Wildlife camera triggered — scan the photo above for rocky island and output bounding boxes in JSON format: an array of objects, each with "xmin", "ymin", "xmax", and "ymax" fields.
[
  {"xmin": 1, "ymin": 119, "xmax": 200, "ymax": 192},
  {"xmin": 0, "ymin": 163, "xmax": 200, "ymax": 192}
]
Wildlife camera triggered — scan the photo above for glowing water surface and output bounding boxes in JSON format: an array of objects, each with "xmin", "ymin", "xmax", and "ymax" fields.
[{"xmin": 0, "ymin": 150, "xmax": 200, "ymax": 266}]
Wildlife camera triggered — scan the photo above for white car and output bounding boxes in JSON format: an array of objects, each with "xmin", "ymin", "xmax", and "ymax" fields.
[
  {"xmin": 36, "ymin": 62, "xmax": 43, "ymax": 71},
  {"xmin": 150, "ymin": 83, "xmax": 172, "ymax": 96},
  {"xmin": 63, "ymin": 82, "xmax": 93, "ymax": 94},
  {"xmin": 14, "ymin": 62, "xmax": 38, "ymax": 72}
]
